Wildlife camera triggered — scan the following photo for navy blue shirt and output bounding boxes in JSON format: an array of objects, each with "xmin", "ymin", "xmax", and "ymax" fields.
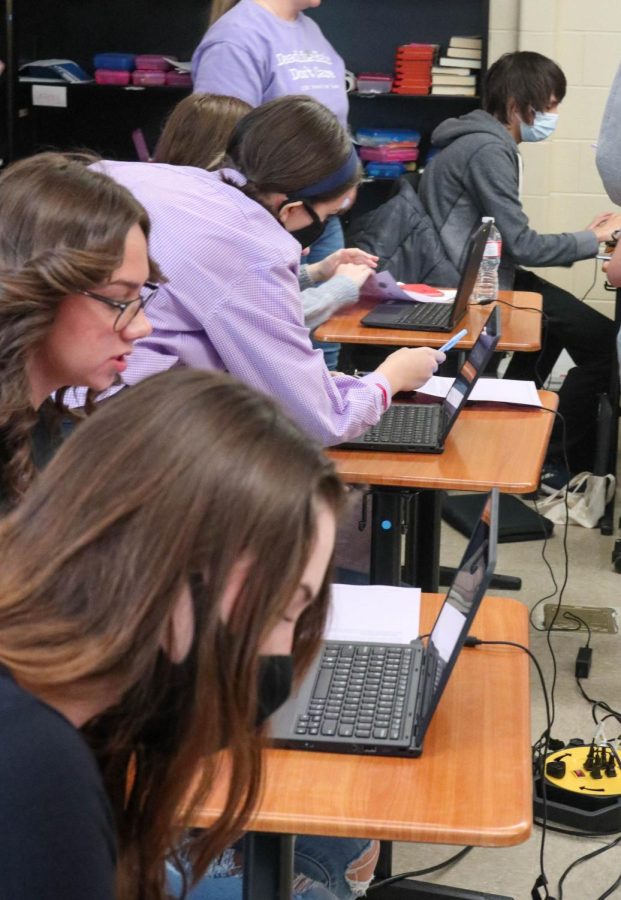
[{"xmin": 0, "ymin": 668, "xmax": 116, "ymax": 898}]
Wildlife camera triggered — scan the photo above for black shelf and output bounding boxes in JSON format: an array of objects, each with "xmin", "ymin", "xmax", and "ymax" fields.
[
  {"xmin": 5, "ymin": 0, "xmax": 489, "ymax": 178},
  {"xmin": 351, "ymin": 92, "xmax": 481, "ymax": 100}
]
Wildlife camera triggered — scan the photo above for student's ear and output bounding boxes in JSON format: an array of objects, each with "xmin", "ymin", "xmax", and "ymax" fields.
[{"xmin": 277, "ymin": 199, "xmax": 305, "ymax": 226}]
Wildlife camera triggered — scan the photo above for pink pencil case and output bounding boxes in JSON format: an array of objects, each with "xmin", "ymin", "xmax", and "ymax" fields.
[
  {"xmin": 165, "ymin": 71, "xmax": 192, "ymax": 87},
  {"xmin": 95, "ymin": 69, "xmax": 131, "ymax": 86},
  {"xmin": 359, "ymin": 147, "xmax": 419, "ymax": 162},
  {"xmin": 131, "ymin": 70, "xmax": 167, "ymax": 86},
  {"xmin": 134, "ymin": 54, "xmax": 175, "ymax": 71}
]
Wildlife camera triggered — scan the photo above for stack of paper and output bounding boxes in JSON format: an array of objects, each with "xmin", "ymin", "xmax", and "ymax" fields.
[{"xmin": 325, "ymin": 584, "xmax": 421, "ymax": 643}]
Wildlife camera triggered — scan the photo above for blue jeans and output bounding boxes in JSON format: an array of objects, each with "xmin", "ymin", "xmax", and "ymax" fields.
[
  {"xmin": 306, "ymin": 216, "xmax": 344, "ymax": 371},
  {"xmin": 166, "ymin": 835, "xmax": 374, "ymax": 899}
]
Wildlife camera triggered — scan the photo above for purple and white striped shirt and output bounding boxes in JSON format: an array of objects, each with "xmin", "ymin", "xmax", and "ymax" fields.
[{"xmin": 94, "ymin": 161, "xmax": 389, "ymax": 446}]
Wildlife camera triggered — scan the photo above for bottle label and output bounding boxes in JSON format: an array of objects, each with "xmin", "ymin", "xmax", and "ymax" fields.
[{"xmin": 483, "ymin": 240, "xmax": 502, "ymax": 258}]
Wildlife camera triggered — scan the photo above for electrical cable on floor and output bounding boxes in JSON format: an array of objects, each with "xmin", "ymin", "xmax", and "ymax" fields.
[
  {"xmin": 556, "ymin": 834, "xmax": 621, "ymax": 900},
  {"xmin": 366, "ymin": 845, "xmax": 472, "ymax": 891},
  {"xmin": 595, "ymin": 870, "xmax": 621, "ymax": 900},
  {"xmin": 464, "ymin": 638, "xmax": 553, "ymax": 899}
]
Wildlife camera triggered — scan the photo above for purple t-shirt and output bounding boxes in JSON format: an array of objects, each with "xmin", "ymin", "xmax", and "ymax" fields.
[{"xmin": 191, "ymin": 0, "xmax": 349, "ymax": 127}]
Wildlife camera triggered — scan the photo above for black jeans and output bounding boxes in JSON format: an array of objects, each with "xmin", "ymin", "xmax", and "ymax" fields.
[{"xmin": 505, "ymin": 269, "xmax": 616, "ymax": 472}]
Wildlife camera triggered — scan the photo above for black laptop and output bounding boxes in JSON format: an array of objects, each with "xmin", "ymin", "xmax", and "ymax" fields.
[
  {"xmin": 361, "ymin": 219, "xmax": 491, "ymax": 332},
  {"xmin": 339, "ymin": 306, "xmax": 500, "ymax": 453},
  {"xmin": 270, "ymin": 488, "xmax": 498, "ymax": 758}
]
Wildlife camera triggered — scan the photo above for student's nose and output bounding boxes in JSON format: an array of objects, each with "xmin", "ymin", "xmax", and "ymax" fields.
[{"xmin": 123, "ymin": 307, "xmax": 153, "ymax": 342}]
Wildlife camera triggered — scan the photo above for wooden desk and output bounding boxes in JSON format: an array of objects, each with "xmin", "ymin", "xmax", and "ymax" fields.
[
  {"xmin": 314, "ymin": 290, "xmax": 542, "ymax": 353},
  {"xmin": 193, "ymin": 594, "xmax": 531, "ymax": 900},
  {"xmin": 328, "ymin": 391, "xmax": 558, "ymax": 588}
]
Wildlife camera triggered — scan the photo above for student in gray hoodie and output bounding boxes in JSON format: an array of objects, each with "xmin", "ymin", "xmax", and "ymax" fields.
[{"xmin": 420, "ymin": 51, "xmax": 621, "ymax": 481}]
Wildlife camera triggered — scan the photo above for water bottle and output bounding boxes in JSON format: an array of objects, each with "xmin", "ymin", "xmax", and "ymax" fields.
[{"xmin": 472, "ymin": 216, "xmax": 502, "ymax": 303}]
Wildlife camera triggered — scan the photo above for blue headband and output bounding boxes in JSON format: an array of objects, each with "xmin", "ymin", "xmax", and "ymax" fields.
[{"xmin": 288, "ymin": 146, "xmax": 359, "ymax": 199}]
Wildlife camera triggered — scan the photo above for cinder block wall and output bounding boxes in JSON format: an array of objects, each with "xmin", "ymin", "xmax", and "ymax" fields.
[{"xmin": 488, "ymin": 0, "xmax": 620, "ymax": 316}]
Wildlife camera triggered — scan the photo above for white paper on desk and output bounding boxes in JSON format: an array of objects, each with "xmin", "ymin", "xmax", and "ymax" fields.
[
  {"xmin": 325, "ymin": 584, "xmax": 421, "ymax": 643},
  {"xmin": 415, "ymin": 376, "xmax": 542, "ymax": 407}
]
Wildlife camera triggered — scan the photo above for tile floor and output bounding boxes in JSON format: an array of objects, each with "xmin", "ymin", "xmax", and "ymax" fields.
[{"xmin": 389, "ymin": 474, "xmax": 621, "ymax": 900}]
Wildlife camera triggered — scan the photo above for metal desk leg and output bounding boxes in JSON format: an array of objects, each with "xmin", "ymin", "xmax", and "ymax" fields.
[
  {"xmin": 370, "ymin": 488, "xmax": 409, "ymax": 585},
  {"xmin": 242, "ymin": 832, "xmax": 294, "ymax": 900},
  {"xmin": 369, "ymin": 488, "xmax": 441, "ymax": 591},
  {"xmin": 402, "ymin": 490, "xmax": 442, "ymax": 593}
]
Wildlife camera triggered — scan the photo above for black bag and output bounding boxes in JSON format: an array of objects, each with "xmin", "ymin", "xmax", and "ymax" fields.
[{"xmin": 443, "ymin": 492, "xmax": 554, "ymax": 543}]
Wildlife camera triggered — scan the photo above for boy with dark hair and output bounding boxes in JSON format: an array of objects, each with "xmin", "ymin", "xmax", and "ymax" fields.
[{"xmin": 419, "ymin": 51, "xmax": 621, "ymax": 484}]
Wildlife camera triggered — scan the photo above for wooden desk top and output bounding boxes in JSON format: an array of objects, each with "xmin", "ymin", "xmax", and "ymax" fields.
[
  {"xmin": 328, "ymin": 389, "xmax": 557, "ymax": 494},
  {"xmin": 314, "ymin": 291, "xmax": 542, "ymax": 352},
  {"xmin": 192, "ymin": 594, "xmax": 532, "ymax": 848}
]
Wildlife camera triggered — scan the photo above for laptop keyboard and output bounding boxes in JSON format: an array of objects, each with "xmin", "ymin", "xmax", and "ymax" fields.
[
  {"xmin": 293, "ymin": 643, "xmax": 420, "ymax": 743},
  {"xmin": 360, "ymin": 404, "xmax": 440, "ymax": 447},
  {"xmin": 394, "ymin": 302, "xmax": 451, "ymax": 327}
]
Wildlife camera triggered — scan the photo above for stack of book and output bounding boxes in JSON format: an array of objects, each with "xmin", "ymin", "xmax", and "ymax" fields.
[
  {"xmin": 431, "ymin": 35, "xmax": 481, "ymax": 96},
  {"xmin": 392, "ymin": 43, "xmax": 438, "ymax": 95}
]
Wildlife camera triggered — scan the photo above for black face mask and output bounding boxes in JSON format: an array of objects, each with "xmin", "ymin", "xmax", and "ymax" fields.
[
  {"xmin": 282, "ymin": 200, "xmax": 328, "ymax": 249},
  {"xmin": 256, "ymin": 654, "xmax": 294, "ymax": 725}
]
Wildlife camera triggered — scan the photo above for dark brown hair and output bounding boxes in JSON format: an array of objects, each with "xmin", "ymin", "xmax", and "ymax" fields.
[
  {"xmin": 0, "ymin": 368, "xmax": 344, "ymax": 899},
  {"xmin": 221, "ymin": 95, "xmax": 361, "ymax": 203},
  {"xmin": 483, "ymin": 51, "xmax": 567, "ymax": 125},
  {"xmin": 208, "ymin": 0, "xmax": 239, "ymax": 25},
  {"xmin": 0, "ymin": 152, "xmax": 162, "ymax": 505},
  {"xmin": 154, "ymin": 93, "xmax": 252, "ymax": 169}
]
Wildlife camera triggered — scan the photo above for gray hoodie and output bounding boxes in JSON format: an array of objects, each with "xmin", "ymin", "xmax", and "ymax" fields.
[
  {"xmin": 596, "ymin": 62, "xmax": 621, "ymax": 205},
  {"xmin": 419, "ymin": 109, "xmax": 598, "ymax": 289}
]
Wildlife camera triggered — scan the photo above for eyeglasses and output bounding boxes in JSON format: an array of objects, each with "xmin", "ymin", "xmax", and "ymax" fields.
[{"xmin": 79, "ymin": 281, "xmax": 159, "ymax": 331}]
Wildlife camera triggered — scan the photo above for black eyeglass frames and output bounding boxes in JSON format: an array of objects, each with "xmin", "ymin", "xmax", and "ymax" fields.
[{"xmin": 79, "ymin": 281, "xmax": 159, "ymax": 331}]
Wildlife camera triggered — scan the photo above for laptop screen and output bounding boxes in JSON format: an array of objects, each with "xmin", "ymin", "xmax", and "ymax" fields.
[
  {"xmin": 442, "ymin": 306, "xmax": 500, "ymax": 436},
  {"xmin": 415, "ymin": 488, "xmax": 498, "ymax": 739}
]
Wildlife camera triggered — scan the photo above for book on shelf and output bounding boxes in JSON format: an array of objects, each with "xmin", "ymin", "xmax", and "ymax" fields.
[
  {"xmin": 438, "ymin": 56, "xmax": 481, "ymax": 69},
  {"xmin": 430, "ymin": 84, "xmax": 476, "ymax": 96},
  {"xmin": 448, "ymin": 35, "xmax": 482, "ymax": 51},
  {"xmin": 431, "ymin": 73, "xmax": 476, "ymax": 86},
  {"xmin": 446, "ymin": 46, "xmax": 481, "ymax": 61},
  {"xmin": 431, "ymin": 64, "xmax": 471, "ymax": 77}
]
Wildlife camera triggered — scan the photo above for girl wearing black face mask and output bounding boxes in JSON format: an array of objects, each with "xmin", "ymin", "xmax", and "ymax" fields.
[
  {"xmin": 79, "ymin": 95, "xmax": 444, "ymax": 448},
  {"xmin": 0, "ymin": 368, "xmax": 383, "ymax": 900}
]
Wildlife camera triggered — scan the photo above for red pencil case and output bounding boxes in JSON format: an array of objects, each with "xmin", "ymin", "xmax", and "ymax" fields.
[
  {"xmin": 131, "ymin": 70, "xmax": 167, "ymax": 86},
  {"xmin": 134, "ymin": 54, "xmax": 175, "ymax": 71},
  {"xmin": 95, "ymin": 69, "xmax": 131, "ymax": 86},
  {"xmin": 165, "ymin": 71, "xmax": 193, "ymax": 87},
  {"xmin": 359, "ymin": 147, "xmax": 419, "ymax": 162}
]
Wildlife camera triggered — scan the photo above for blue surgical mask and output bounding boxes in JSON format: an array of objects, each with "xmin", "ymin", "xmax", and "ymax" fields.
[{"xmin": 519, "ymin": 110, "xmax": 559, "ymax": 143}]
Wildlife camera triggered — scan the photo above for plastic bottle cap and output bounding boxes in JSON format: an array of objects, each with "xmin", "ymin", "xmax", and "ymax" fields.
[{"xmin": 482, "ymin": 216, "xmax": 495, "ymax": 223}]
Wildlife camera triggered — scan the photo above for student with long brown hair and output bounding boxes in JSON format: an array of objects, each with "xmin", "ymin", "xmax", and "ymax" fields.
[
  {"xmin": 153, "ymin": 92, "xmax": 378, "ymax": 337},
  {"xmin": 0, "ymin": 152, "xmax": 158, "ymax": 506},
  {"xmin": 0, "ymin": 368, "xmax": 368, "ymax": 899}
]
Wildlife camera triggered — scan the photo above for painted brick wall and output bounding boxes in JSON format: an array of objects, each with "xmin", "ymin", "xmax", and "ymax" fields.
[
  {"xmin": 486, "ymin": 0, "xmax": 619, "ymax": 316},
  {"xmin": 513, "ymin": 0, "xmax": 619, "ymax": 314}
]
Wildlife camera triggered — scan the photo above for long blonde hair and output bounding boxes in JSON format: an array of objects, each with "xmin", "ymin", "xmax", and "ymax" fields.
[
  {"xmin": 0, "ymin": 368, "xmax": 344, "ymax": 898},
  {"xmin": 154, "ymin": 93, "xmax": 251, "ymax": 169}
]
